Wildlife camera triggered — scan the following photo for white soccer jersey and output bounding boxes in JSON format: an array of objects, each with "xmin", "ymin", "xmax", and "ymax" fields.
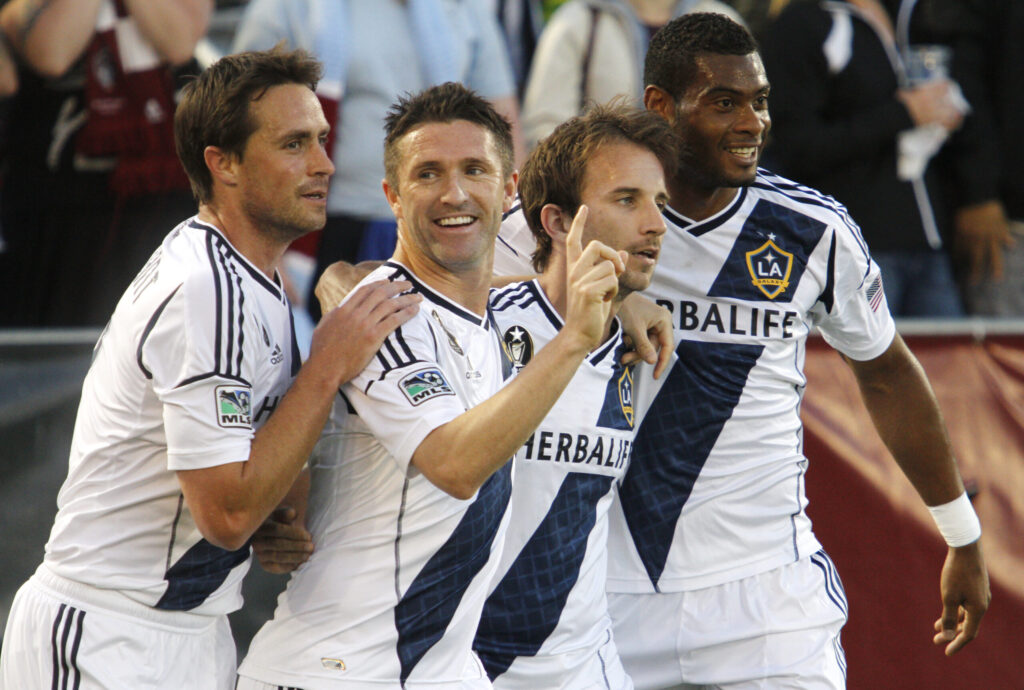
[
  {"xmin": 495, "ymin": 170, "xmax": 896, "ymax": 594},
  {"xmin": 44, "ymin": 217, "xmax": 299, "ymax": 615},
  {"xmin": 493, "ymin": 199, "xmax": 536, "ymax": 277},
  {"xmin": 474, "ymin": 280, "xmax": 665, "ymax": 688},
  {"xmin": 239, "ymin": 262, "xmax": 513, "ymax": 689}
]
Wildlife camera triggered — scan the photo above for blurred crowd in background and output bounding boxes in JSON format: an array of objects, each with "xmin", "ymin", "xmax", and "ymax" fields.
[{"xmin": 0, "ymin": 0, "xmax": 1019, "ymax": 334}]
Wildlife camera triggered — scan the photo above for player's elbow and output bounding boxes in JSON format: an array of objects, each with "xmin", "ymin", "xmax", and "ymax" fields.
[
  {"xmin": 194, "ymin": 510, "xmax": 258, "ymax": 552},
  {"xmin": 429, "ymin": 470, "xmax": 479, "ymax": 500},
  {"xmin": 415, "ymin": 459, "xmax": 480, "ymax": 500}
]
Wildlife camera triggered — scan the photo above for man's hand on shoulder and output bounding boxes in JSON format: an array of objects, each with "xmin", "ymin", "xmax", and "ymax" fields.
[
  {"xmin": 618, "ymin": 293, "xmax": 675, "ymax": 379},
  {"xmin": 309, "ymin": 279, "xmax": 421, "ymax": 388},
  {"xmin": 315, "ymin": 260, "xmax": 384, "ymax": 314}
]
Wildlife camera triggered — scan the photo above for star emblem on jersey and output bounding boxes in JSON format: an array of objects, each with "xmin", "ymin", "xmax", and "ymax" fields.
[
  {"xmin": 399, "ymin": 367, "xmax": 455, "ymax": 406},
  {"xmin": 215, "ymin": 385, "xmax": 252, "ymax": 428},
  {"xmin": 745, "ymin": 239, "xmax": 794, "ymax": 300},
  {"xmin": 502, "ymin": 324, "xmax": 533, "ymax": 371}
]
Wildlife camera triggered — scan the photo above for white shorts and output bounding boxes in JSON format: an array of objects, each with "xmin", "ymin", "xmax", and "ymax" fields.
[
  {"xmin": 0, "ymin": 566, "xmax": 236, "ymax": 690},
  {"xmin": 490, "ymin": 628, "xmax": 633, "ymax": 690},
  {"xmin": 237, "ymin": 675, "xmax": 492, "ymax": 690},
  {"xmin": 608, "ymin": 551, "xmax": 848, "ymax": 690}
]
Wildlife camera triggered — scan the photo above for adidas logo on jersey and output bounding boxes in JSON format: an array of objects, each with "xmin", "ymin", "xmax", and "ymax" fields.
[{"xmin": 269, "ymin": 344, "xmax": 284, "ymax": 365}]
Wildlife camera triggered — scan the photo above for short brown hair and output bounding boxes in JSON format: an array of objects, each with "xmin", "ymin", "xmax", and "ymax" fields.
[
  {"xmin": 174, "ymin": 47, "xmax": 323, "ymax": 203},
  {"xmin": 520, "ymin": 103, "xmax": 678, "ymax": 271},
  {"xmin": 383, "ymin": 82, "xmax": 514, "ymax": 188}
]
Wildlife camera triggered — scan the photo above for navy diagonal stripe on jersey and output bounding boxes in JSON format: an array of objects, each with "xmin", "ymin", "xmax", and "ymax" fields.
[
  {"xmin": 707, "ymin": 199, "xmax": 827, "ymax": 304},
  {"xmin": 394, "ymin": 461, "xmax": 513, "ymax": 683},
  {"xmin": 474, "ymin": 473, "xmax": 614, "ymax": 680},
  {"xmin": 618, "ymin": 339, "xmax": 763, "ymax": 589},
  {"xmin": 155, "ymin": 538, "xmax": 251, "ymax": 610}
]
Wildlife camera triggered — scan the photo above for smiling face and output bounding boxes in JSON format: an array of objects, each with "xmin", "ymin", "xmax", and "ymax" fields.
[
  {"xmin": 234, "ymin": 83, "xmax": 334, "ymax": 243},
  {"xmin": 672, "ymin": 52, "xmax": 770, "ymax": 191},
  {"xmin": 385, "ymin": 119, "xmax": 516, "ymax": 276},
  {"xmin": 579, "ymin": 140, "xmax": 669, "ymax": 296}
]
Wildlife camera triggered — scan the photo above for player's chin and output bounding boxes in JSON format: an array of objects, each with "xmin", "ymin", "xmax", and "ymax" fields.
[{"xmin": 726, "ymin": 168, "xmax": 758, "ymax": 187}]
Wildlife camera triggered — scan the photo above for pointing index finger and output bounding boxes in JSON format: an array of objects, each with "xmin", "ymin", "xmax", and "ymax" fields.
[{"xmin": 566, "ymin": 205, "xmax": 589, "ymax": 267}]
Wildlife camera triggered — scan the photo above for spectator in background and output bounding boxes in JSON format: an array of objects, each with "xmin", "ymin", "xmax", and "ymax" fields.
[
  {"xmin": 0, "ymin": 0, "xmax": 212, "ymax": 327},
  {"xmin": 233, "ymin": 0, "xmax": 525, "ymax": 322},
  {"xmin": 520, "ymin": 0, "xmax": 744, "ymax": 149},
  {"xmin": 948, "ymin": 0, "xmax": 1022, "ymax": 317},
  {"xmin": 761, "ymin": 0, "xmax": 1006, "ymax": 318},
  {"xmin": 487, "ymin": 0, "xmax": 544, "ymax": 97}
]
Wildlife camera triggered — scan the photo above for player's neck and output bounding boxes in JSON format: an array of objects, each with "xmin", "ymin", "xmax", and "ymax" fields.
[
  {"xmin": 196, "ymin": 205, "xmax": 287, "ymax": 279},
  {"xmin": 667, "ymin": 177, "xmax": 740, "ymax": 222},
  {"xmin": 392, "ymin": 244, "xmax": 492, "ymax": 317}
]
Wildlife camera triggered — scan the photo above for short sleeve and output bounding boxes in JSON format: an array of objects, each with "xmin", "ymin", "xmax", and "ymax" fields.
[
  {"xmin": 143, "ymin": 273, "xmax": 256, "ymax": 472},
  {"xmin": 814, "ymin": 220, "xmax": 896, "ymax": 361},
  {"xmin": 341, "ymin": 307, "xmax": 469, "ymax": 473}
]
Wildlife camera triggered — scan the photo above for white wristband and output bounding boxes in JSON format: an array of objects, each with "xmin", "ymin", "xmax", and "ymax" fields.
[{"xmin": 927, "ymin": 492, "xmax": 981, "ymax": 547}]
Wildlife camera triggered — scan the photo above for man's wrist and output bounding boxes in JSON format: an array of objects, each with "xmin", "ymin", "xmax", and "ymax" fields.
[{"xmin": 928, "ymin": 492, "xmax": 982, "ymax": 547}]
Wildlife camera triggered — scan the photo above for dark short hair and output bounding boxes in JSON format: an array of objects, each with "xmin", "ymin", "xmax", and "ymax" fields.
[
  {"xmin": 383, "ymin": 82, "xmax": 514, "ymax": 187},
  {"xmin": 519, "ymin": 102, "xmax": 678, "ymax": 271},
  {"xmin": 644, "ymin": 13, "xmax": 758, "ymax": 102},
  {"xmin": 174, "ymin": 47, "xmax": 323, "ymax": 203}
]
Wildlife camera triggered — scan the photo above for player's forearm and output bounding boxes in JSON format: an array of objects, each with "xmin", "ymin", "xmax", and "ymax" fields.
[
  {"xmin": 182, "ymin": 365, "xmax": 336, "ymax": 551},
  {"xmin": 0, "ymin": 0, "xmax": 102, "ymax": 77},
  {"xmin": 413, "ymin": 328, "xmax": 592, "ymax": 499},
  {"xmin": 849, "ymin": 334, "xmax": 965, "ymax": 506},
  {"xmin": 232, "ymin": 364, "xmax": 337, "ymax": 525},
  {"xmin": 122, "ymin": 0, "xmax": 212, "ymax": 65}
]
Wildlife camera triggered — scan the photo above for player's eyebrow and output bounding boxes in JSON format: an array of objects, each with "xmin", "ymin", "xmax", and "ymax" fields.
[{"xmin": 274, "ymin": 128, "xmax": 323, "ymax": 144}]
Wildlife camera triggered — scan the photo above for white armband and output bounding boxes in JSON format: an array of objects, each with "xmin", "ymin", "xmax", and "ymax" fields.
[{"xmin": 927, "ymin": 492, "xmax": 981, "ymax": 547}]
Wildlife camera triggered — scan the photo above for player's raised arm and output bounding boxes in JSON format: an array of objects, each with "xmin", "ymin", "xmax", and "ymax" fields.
[
  {"xmin": 845, "ymin": 334, "xmax": 990, "ymax": 655},
  {"xmin": 410, "ymin": 205, "xmax": 622, "ymax": 499}
]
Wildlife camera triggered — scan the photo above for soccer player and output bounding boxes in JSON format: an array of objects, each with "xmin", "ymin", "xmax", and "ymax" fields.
[
  {"xmin": 236, "ymin": 83, "xmax": 625, "ymax": 689},
  {"xmin": 476, "ymin": 104, "xmax": 677, "ymax": 689},
  {"xmin": 494, "ymin": 13, "xmax": 990, "ymax": 689},
  {"xmin": 0, "ymin": 49, "xmax": 421, "ymax": 690}
]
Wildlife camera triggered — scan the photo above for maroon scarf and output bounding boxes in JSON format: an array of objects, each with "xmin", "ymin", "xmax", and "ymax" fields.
[{"xmin": 75, "ymin": 0, "xmax": 188, "ymax": 197}]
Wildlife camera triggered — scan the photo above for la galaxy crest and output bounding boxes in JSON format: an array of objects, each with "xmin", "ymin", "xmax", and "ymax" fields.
[
  {"xmin": 617, "ymin": 366, "xmax": 634, "ymax": 428},
  {"xmin": 745, "ymin": 235, "xmax": 793, "ymax": 299},
  {"xmin": 597, "ymin": 363, "xmax": 635, "ymax": 431},
  {"xmin": 502, "ymin": 325, "xmax": 534, "ymax": 372}
]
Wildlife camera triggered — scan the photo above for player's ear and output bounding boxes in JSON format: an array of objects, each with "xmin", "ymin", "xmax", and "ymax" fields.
[
  {"xmin": 502, "ymin": 171, "xmax": 519, "ymax": 214},
  {"xmin": 539, "ymin": 203, "xmax": 570, "ymax": 244},
  {"xmin": 644, "ymin": 85, "xmax": 676, "ymax": 124},
  {"xmin": 383, "ymin": 178, "xmax": 403, "ymax": 223},
  {"xmin": 204, "ymin": 145, "xmax": 241, "ymax": 189}
]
